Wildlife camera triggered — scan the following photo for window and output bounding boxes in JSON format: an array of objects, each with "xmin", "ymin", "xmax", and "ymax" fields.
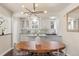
[
  {"xmin": 50, "ymin": 21, "xmax": 54, "ymax": 29},
  {"xmin": 31, "ymin": 20, "xmax": 39, "ymax": 29}
]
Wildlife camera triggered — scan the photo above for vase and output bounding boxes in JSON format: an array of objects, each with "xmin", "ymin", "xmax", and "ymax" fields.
[{"xmin": 35, "ymin": 36, "xmax": 41, "ymax": 45}]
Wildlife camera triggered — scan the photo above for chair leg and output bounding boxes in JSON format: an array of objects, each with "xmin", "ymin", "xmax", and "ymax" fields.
[
  {"xmin": 57, "ymin": 50, "xmax": 60, "ymax": 56},
  {"xmin": 52, "ymin": 50, "xmax": 60, "ymax": 56}
]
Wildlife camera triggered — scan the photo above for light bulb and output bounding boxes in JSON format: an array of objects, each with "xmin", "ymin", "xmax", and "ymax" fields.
[
  {"xmin": 44, "ymin": 11, "xmax": 47, "ymax": 14},
  {"xmin": 25, "ymin": 13, "xmax": 28, "ymax": 16},
  {"xmin": 21, "ymin": 12, "xmax": 24, "ymax": 14},
  {"xmin": 35, "ymin": 4, "xmax": 38, "ymax": 7},
  {"xmin": 21, "ymin": 5, "xmax": 25, "ymax": 8}
]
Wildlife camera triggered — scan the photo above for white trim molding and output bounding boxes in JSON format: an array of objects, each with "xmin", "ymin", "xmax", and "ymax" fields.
[{"xmin": 1, "ymin": 48, "xmax": 13, "ymax": 56}]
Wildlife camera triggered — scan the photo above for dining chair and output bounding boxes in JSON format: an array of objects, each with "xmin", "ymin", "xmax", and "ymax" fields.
[
  {"xmin": 51, "ymin": 49, "xmax": 66, "ymax": 56},
  {"xmin": 13, "ymin": 42, "xmax": 29, "ymax": 56},
  {"xmin": 30, "ymin": 50, "xmax": 50, "ymax": 56}
]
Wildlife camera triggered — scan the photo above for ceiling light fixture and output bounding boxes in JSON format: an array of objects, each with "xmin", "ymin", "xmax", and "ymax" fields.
[
  {"xmin": 21, "ymin": 3, "xmax": 47, "ymax": 18},
  {"xmin": 22, "ymin": 3, "xmax": 47, "ymax": 15}
]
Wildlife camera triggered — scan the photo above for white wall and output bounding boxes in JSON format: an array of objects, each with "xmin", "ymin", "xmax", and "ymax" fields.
[
  {"xmin": 59, "ymin": 4, "xmax": 79, "ymax": 56},
  {"xmin": 0, "ymin": 6, "xmax": 12, "ymax": 55},
  {"xmin": 0, "ymin": 6, "xmax": 12, "ymax": 34},
  {"xmin": 12, "ymin": 17, "xmax": 20, "ymax": 44},
  {"xmin": 0, "ymin": 16, "xmax": 12, "ymax": 34}
]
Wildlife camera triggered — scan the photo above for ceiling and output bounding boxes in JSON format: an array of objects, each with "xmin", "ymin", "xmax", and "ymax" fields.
[{"xmin": 0, "ymin": 3, "xmax": 71, "ymax": 19}]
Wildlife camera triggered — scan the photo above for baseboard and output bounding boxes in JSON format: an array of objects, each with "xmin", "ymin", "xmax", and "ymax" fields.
[
  {"xmin": 1, "ymin": 48, "xmax": 13, "ymax": 56},
  {"xmin": 66, "ymin": 53, "xmax": 71, "ymax": 56}
]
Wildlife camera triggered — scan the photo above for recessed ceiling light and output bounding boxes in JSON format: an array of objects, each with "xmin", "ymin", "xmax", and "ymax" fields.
[
  {"xmin": 44, "ymin": 11, "xmax": 47, "ymax": 14},
  {"xmin": 21, "ymin": 5, "xmax": 25, "ymax": 8}
]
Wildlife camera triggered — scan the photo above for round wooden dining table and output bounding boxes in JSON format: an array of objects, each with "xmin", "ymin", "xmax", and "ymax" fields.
[{"xmin": 15, "ymin": 40, "xmax": 65, "ymax": 55}]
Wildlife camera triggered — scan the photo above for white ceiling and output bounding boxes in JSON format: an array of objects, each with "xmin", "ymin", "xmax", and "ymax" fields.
[{"xmin": 0, "ymin": 3, "xmax": 71, "ymax": 19}]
